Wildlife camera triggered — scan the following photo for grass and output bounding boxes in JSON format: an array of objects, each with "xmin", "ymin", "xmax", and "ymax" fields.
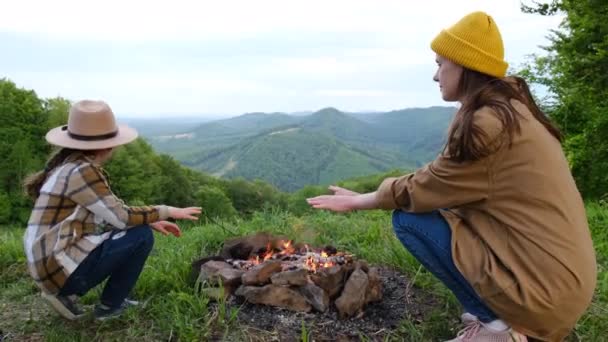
[{"xmin": 1, "ymin": 203, "xmax": 606, "ymax": 341}]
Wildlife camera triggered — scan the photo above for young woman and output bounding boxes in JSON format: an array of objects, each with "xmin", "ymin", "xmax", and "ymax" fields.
[
  {"xmin": 307, "ymin": 11, "xmax": 596, "ymax": 342},
  {"xmin": 24, "ymin": 100, "xmax": 202, "ymax": 320}
]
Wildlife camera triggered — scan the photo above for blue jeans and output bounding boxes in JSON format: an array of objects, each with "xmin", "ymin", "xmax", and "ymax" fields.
[
  {"xmin": 392, "ymin": 210, "xmax": 498, "ymax": 323},
  {"xmin": 59, "ymin": 225, "xmax": 154, "ymax": 308}
]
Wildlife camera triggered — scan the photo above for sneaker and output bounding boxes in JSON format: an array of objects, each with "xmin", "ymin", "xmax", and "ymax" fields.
[
  {"xmin": 461, "ymin": 312, "xmax": 478, "ymax": 325},
  {"xmin": 445, "ymin": 321, "xmax": 528, "ymax": 342},
  {"xmin": 41, "ymin": 292, "xmax": 85, "ymax": 320},
  {"xmin": 93, "ymin": 299, "xmax": 139, "ymax": 321}
]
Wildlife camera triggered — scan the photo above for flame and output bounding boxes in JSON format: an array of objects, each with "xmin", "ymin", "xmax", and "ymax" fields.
[
  {"xmin": 245, "ymin": 240, "xmax": 337, "ymax": 272},
  {"xmin": 279, "ymin": 240, "xmax": 295, "ymax": 255},
  {"xmin": 305, "ymin": 255, "xmax": 317, "ymax": 273},
  {"xmin": 262, "ymin": 243, "xmax": 273, "ymax": 261}
]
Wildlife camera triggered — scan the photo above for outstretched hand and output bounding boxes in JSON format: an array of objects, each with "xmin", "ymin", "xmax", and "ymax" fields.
[
  {"xmin": 168, "ymin": 207, "xmax": 202, "ymax": 220},
  {"xmin": 306, "ymin": 194, "xmax": 358, "ymax": 212},
  {"xmin": 328, "ymin": 185, "xmax": 360, "ymax": 196},
  {"xmin": 307, "ymin": 189, "xmax": 379, "ymax": 212},
  {"xmin": 151, "ymin": 220, "xmax": 182, "ymax": 237}
]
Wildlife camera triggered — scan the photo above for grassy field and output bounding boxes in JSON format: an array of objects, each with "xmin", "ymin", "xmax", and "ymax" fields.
[{"xmin": 1, "ymin": 203, "xmax": 606, "ymax": 341}]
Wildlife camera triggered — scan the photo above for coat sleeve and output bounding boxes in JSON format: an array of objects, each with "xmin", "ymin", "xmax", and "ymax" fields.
[
  {"xmin": 376, "ymin": 107, "xmax": 504, "ymax": 212},
  {"xmin": 67, "ymin": 163, "xmax": 170, "ymax": 229}
]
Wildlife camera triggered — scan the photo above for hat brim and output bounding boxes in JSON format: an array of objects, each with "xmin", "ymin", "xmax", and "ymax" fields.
[{"xmin": 45, "ymin": 124, "xmax": 139, "ymax": 150}]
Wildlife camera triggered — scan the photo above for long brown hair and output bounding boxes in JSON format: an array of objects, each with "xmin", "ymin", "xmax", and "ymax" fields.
[
  {"xmin": 24, "ymin": 148, "xmax": 82, "ymax": 200},
  {"xmin": 445, "ymin": 68, "xmax": 562, "ymax": 162}
]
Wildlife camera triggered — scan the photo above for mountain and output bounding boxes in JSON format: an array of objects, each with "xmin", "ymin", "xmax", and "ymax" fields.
[{"xmin": 145, "ymin": 106, "xmax": 457, "ymax": 191}]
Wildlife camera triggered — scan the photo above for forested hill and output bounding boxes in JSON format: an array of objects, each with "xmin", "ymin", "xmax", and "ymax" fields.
[{"xmin": 147, "ymin": 106, "xmax": 456, "ymax": 191}]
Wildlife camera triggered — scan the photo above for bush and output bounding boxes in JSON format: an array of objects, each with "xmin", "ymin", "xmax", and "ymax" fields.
[
  {"xmin": 196, "ymin": 185, "xmax": 237, "ymax": 219},
  {"xmin": 287, "ymin": 185, "xmax": 328, "ymax": 216},
  {"xmin": 0, "ymin": 191, "xmax": 12, "ymax": 224}
]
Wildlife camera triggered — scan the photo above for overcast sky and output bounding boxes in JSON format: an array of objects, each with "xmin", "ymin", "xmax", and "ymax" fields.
[{"xmin": 0, "ymin": 0, "xmax": 563, "ymax": 118}]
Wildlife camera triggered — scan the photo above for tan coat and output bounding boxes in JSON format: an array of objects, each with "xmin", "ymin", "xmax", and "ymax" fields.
[{"xmin": 376, "ymin": 100, "xmax": 596, "ymax": 341}]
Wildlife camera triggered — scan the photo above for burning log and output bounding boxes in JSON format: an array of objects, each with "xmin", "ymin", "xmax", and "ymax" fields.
[{"xmin": 193, "ymin": 232, "xmax": 383, "ymax": 318}]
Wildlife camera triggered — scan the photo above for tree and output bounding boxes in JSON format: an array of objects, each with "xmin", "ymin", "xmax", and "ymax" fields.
[
  {"xmin": 521, "ymin": 0, "xmax": 608, "ymax": 198},
  {"xmin": 196, "ymin": 185, "xmax": 237, "ymax": 219},
  {"xmin": 155, "ymin": 154, "xmax": 194, "ymax": 207},
  {"xmin": 0, "ymin": 79, "xmax": 48, "ymax": 222},
  {"xmin": 45, "ymin": 97, "xmax": 71, "ymax": 129}
]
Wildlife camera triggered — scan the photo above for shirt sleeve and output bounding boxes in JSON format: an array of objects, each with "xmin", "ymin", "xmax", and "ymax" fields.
[
  {"xmin": 67, "ymin": 163, "xmax": 170, "ymax": 229},
  {"xmin": 376, "ymin": 106, "xmax": 504, "ymax": 212}
]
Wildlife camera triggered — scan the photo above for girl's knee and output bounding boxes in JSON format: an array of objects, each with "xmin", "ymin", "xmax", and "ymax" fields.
[{"xmin": 129, "ymin": 225, "xmax": 154, "ymax": 249}]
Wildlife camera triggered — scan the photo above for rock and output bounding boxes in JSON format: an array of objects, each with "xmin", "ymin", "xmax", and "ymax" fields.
[
  {"xmin": 355, "ymin": 260, "xmax": 369, "ymax": 273},
  {"xmin": 310, "ymin": 265, "xmax": 345, "ymax": 298},
  {"xmin": 201, "ymin": 260, "xmax": 233, "ymax": 273},
  {"xmin": 298, "ymin": 283, "xmax": 330, "ymax": 312},
  {"xmin": 241, "ymin": 260, "xmax": 282, "ymax": 285},
  {"xmin": 335, "ymin": 268, "xmax": 369, "ymax": 318},
  {"xmin": 365, "ymin": 267, "xmax": 383, "ymax": 304},
  {"xmin": 199, "ymin": 261, "xmax": 244, "ymax": 287},
  {"xmin": 190, "ymin": 255, "xmax": 226, "ymax": 284},
  {"xmin": 270, "ymin": 268, "xmax": 308, "ymax": 286},
  {"xmin": 235, "ymin": 285, "xmax": 311, "ymax": 312}
]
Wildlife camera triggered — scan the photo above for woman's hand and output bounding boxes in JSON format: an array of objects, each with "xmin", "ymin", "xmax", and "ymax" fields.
[
  {"xmin": 151, "ymin": 220, "xmax": 182, "ymax": 237},
  {"xmin": 306, "ymin": 195, "xmax": 358, "ymax": 212},
  {"xmin": 328, "ymin": 185, "xmax": 360, "ymax": 196},
  {"xmin": 168, "ymin": 206, "xmax": 202, "ymax": 220},
  {"xmin": 307, "ymin": 192, "xmax": 379, "ymax": 212}
]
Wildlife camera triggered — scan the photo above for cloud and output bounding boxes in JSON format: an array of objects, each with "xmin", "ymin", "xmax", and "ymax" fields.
[{"xmin": 0, "ymin": 0, "xmax": 564, "ymax": 116}]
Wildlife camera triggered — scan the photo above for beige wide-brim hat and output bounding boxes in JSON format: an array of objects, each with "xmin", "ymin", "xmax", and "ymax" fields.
[{"xmin": 46, "ymin": 100, "xmax": 138, "ymax": 150}]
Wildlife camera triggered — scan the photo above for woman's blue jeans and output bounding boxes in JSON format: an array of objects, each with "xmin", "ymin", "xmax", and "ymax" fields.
[
  {"xmin": 392, "ymin": 210, "xmax": 498, "ymax": 323},
  {"xmin": 59, "ymin": 225, "xmax": 154, "ymax": 308}
]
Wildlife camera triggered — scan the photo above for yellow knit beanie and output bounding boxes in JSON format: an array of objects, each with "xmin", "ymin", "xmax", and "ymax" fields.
[{"xmin": 431, "ymin": 11, "xmax": 508, "ymax": 78}]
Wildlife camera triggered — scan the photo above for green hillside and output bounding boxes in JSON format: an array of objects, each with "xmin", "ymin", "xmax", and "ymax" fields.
[{"xmin": 147, "ymin": 106, "xmax": 456, "ymax": 191}]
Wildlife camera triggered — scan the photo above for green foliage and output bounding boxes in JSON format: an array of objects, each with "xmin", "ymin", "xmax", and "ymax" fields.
[
  {"xmin": 155, "ymin": 154, "xmax": 195, "ymax": 207},
  {"xmin": 0, "ymin": 79, "xmax": 49, "ymax": 222},
  {"xmin": 196, "ymin": 185, "xmax": 237, "ymax": 219},
  {"xmin": 44, "ymin": 97, "xmax": 70, "ymax": 128},
  {"xmin": 221, "ymin": 177, "xmax": 285, "ymax": 216},
  {"xmin": 287, "ymin": 185, "xmax": 328, "ymax": 216},
  {"xmin": 0, "ymin": 192, "xmax": 11, "ymax": 224},
  {"xmin": 521, "ymin": 0, "xmax": 608, "ymax": 198}
]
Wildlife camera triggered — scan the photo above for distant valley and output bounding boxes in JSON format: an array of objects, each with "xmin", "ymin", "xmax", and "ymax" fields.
[{"xmin": 135, "ymin": 107, "xmax": 456, "ymax": 191}]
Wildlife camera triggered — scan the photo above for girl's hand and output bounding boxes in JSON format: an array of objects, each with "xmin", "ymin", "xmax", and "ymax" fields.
[
  {"xmin": 151, "ymin": 220, "xmax": 182, "ymax": 237},
  {"xmin": 168, "ymin": 207, "xmax": 202, "ymax": 220},
  {"xmin": 328, "ymin": 185, "xmax": 360, "ymax": 196}
]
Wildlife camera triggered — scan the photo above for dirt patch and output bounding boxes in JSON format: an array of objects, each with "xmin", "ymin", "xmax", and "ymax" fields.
[{"xmin": 213, "ymin": 267, "xmax": 437, "ymax": 341}]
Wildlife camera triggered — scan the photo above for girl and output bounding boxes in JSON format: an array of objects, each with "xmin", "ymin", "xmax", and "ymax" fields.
[
  {"xmin": 307, "ymin": 11, "xmax": 596, "ymax": 342},
  {"xmin": 24, "ymin": 99, "xmax": 202, "ymax": 321}
]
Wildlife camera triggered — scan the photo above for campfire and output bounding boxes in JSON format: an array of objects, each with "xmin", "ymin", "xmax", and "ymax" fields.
[{"xmin": 192, "ymin": 232, "xmax": 382, "ymax": 318}]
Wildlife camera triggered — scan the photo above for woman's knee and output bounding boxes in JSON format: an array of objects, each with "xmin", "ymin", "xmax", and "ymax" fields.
[{"xmin": 392, "ymin": 210, "xmax": 424, "ymax": 235}]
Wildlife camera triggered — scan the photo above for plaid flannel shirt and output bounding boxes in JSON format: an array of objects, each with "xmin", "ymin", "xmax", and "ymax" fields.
[{"xmin": 23, "ymin": 156, "xmax": 169, "ymax": 294}]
